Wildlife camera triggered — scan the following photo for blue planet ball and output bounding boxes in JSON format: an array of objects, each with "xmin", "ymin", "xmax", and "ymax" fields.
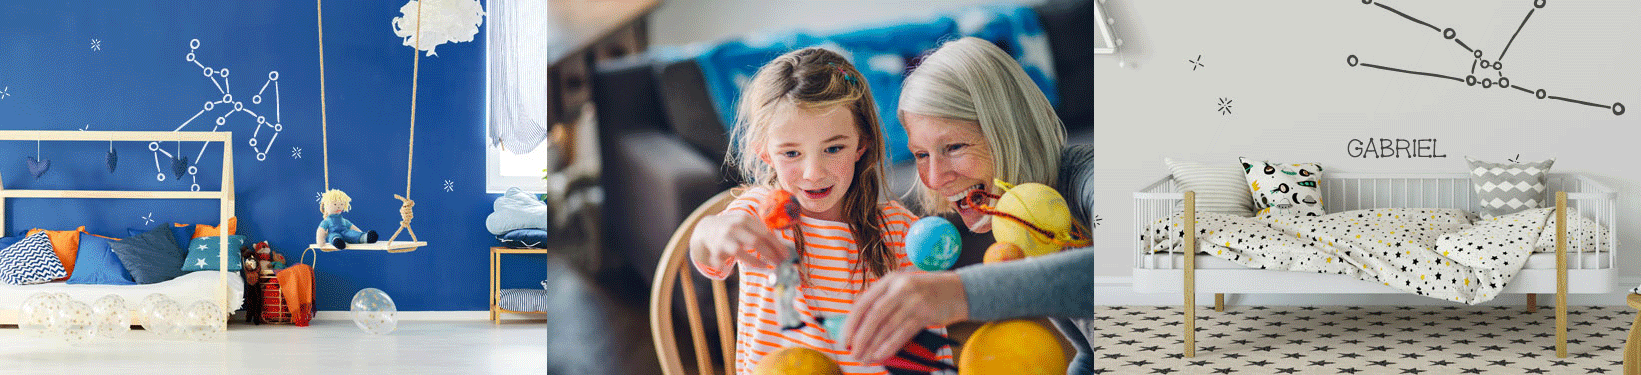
[{"xmin": 905, "ymin": 217, "xmax": 962, "ymax": 271}]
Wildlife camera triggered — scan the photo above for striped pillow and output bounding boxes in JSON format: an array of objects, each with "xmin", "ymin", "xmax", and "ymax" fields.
[
  {"xmin": 1166, "ymin": 158, "xmax": 1255, "ymax": 216},
  {"xmin": 1467, "ymin": 156, "xmax": 1554, "ymax": 219},
  {"xmin": 0, "ymin": 232, "xmax": 66, "ymax": 285}
]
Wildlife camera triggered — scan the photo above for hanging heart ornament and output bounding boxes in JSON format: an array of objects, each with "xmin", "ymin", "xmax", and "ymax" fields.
[
  {"xmin": 26, "ymin": 156, "xmax": 49, "ymax": 179},
  {"xmin": 172, "ymin": 155, "xmax": 189, "ymax": 179}
]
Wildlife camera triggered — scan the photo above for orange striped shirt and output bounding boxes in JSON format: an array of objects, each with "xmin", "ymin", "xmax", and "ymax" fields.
[{"xmin": 692, "ymin": 186, "xmax": 952, "ymax": 375}]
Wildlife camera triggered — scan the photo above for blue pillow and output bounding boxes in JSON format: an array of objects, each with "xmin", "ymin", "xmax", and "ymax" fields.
[
  {"xmin": 498, "ymin": 229, "xmax": 549, "ymax": 249},
  {"xmin": 128, "ymin": 224, "xmax": 194, "ymax": 251},
  {"xmin": 181, "ymin": 235, "xmax": 245, "ymax": 272},
  {"xmin": 109, "ymin": 225, "xmax": 188, "ymax": 284},
  {"xmin": 0, "ymin": 232, "xmax": 67, "ymax": 285},
  {"xmin": 0, "ymin": 236, "xmax": 22, "ymax": 249},
  {"xmin": 66, "ymin": 232, "xmax": 135, "ymax": 285}
]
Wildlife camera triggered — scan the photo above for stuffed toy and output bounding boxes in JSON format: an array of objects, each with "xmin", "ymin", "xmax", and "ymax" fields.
[
  {"xmin": 761, "ymin": 189, "xmax": 807, "ymax": 331},
  {"xmin": 316, "ymin": 189, "xmax": 379, "ymax": 250}
]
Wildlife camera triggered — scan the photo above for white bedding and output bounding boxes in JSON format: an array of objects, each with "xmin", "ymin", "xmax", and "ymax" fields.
[
  {"xmin": 1143, "ymin": 207, "xmax": 1598, "ymax": 304},
  {"xmin": 0, "ymin": 271, "xmax": 243, "ymax": 311}
]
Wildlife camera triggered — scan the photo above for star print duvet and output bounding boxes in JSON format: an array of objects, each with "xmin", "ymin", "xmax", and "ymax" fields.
[{"xmin": 1143, "ymin": 207, "xmax": 1608, "ymax": 304}]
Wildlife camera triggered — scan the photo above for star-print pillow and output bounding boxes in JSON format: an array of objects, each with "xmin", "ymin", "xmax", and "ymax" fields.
[
  {"xmin": 1241, "ymin": 157, "xmax": 1325, "ymax": 217},
  {"xmin": 180, "ymin": 235, "xmax": 246, "ymax": 272}
]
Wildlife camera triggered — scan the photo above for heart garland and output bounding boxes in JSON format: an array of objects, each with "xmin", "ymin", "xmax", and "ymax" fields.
[{"xmin": 26, "ymin": 156, "xmax": 49, "ymax": 179}]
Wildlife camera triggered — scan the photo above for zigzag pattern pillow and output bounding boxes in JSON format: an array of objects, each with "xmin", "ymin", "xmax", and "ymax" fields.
[
  {"xmin": 0, "ymin": 232, "xmax": 66, "ymax": 285},
  {"xmin": 1467, "ymin": 156, "xmax": 1554, "ymax": 219}
]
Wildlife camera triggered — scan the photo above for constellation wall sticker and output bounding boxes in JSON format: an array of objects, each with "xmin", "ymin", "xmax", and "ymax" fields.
[
  {"xmin": 153, "ymin": 39, "xmax": 283, "ymax": 191},
  {"xmin": 1347, "ymin": 0, "xmax": 1623, "ymax": 116},
  {"xmin": 1217, "ymin": 97, "xmax": 1234, "ymax": 115},
  {"xmin": 443, "ymin": 179, "xmax": 454, "ymax": 192},
  {"xmin": 1188, "ymin": 55, "xmax": 1205, "ymax": 71},
  {"xmin": 90, "ymin": 39, "xmax": 101, "ymax": 51},
  {"xmin": 291, "ymin": 146, "xmax": 302, "ymax": 159},
  {"xmin": 1, "ymin": 86, "xmax": 10, "ymax": 100},
  {"xmin": 141, "ymin": 212, "xmax": 155, "ymax": 226}
]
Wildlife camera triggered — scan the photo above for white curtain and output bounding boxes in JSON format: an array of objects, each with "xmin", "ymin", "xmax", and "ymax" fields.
[{"xmin": 487, "ymin": 0, "xmax": 549, "ymax": 154}]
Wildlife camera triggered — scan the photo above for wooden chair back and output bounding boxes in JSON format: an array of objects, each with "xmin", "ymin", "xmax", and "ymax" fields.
[{"xmin": 651, "ymin": 190, "xmax": 738, "ymax": 375}]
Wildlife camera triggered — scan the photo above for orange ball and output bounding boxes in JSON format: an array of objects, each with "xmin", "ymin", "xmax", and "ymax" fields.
[
  {"xmin": 983, "ymin": 242, "xmax": 1026, "ymax": 264},
  {"xmin": 753, "ymin": 347, "xmax": 843, "ymax": 375},
  {"xmin": 959, "ymin": 319, "xmax": 1068, "ymax": 375}
]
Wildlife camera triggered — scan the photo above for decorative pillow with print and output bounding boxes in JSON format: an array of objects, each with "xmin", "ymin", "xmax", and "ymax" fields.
[
  {"xmin": 0, "ymin": 232, "xmax": 67, "ymax": 285},
  {"xmin": 1466, "ymin": 156, "xmax": 1553, "ymax": 220},
  {"xmin": 1240, "ymin": 157, "xmax": 1325, "ymax": 217}
]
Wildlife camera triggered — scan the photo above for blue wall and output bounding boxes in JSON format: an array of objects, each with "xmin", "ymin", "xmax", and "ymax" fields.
[{"xmin": 0, "ymin": 1, "xmax": 544, "ymax": 311}]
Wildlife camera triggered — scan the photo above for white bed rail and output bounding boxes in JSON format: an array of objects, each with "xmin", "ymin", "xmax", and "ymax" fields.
[{"xmin": 1133, "ymin": 173, "xmax": 1618, "ymax": 271}]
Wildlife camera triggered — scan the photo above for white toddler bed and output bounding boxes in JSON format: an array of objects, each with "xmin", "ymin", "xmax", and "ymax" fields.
[
  {"xmin": 0, "ymin": 131, "xmax": 240, "ymax": 326},
  {"xmin": 1132, "ymin": 173, "xmax": 1618, "ymax": 358}
]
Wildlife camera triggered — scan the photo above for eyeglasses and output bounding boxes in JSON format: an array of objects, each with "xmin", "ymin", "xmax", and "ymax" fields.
[{"xmin": 966, "ymin": 189, "xmax": 1092, "ymax": 248}]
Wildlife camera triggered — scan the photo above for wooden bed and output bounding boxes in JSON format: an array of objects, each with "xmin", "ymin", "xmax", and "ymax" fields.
[{"xmin": 0, "ymin": 130, "xmax": 237, "ymax": 325}]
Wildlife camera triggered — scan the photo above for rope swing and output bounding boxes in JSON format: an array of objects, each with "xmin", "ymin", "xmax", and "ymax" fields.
[{"xmin": 312, "ymin": 0, "xmax": 426, "ymax": 253}]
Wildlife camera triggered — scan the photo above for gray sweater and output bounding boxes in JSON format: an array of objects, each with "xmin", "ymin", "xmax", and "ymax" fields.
[{"xmin": 955, "ymin": 144, "xmax": 1094, "ymax": 366}]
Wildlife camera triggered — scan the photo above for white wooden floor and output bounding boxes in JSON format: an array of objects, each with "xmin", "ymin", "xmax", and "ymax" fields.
[{"xmin": 0, "ymin": 318, "xmax": 546, "ymax": 373}]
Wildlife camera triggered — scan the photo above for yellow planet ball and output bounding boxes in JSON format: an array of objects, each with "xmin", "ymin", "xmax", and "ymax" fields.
[
  {"xmin": 959, "ymin": 319, "xmax": 1068, "ymax": 375},
  {"xmin": 753, "ymin": 347, "xmax": 843, "ymax": 375},
  {"xmin": 983, "ymin": 242, "xmax": 1025, "ymax": 264},
  {"xmin": 991, "ymin": 182, "xmax": 1076, "ymax": 257}
]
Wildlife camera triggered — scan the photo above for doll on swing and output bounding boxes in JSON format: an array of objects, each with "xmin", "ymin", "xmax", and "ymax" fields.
[{"xmin": 316, "ymin": 189, "xmax": 380, "ymax": 250}]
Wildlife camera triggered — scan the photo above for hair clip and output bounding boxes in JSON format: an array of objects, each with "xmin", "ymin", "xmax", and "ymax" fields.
[{"xmin": 827, "ymin": 62, "xmax": 857, "ymax": 85}]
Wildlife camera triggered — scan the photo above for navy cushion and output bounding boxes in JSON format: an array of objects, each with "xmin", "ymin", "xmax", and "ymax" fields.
[
  {"xmin": 109, "ymin": 225, "xmax": 187, "ymax": 284},
  {"xmin": 0, "ymin": 232, "xmax": 67, "ymax": 285},
  {"xmin": 180, "ymin": 235, "xmax": 246, "ymax": 272},
  {"xmin": 66, "ymin": 232, "xmax": 135, "ymax": 285},
  {"xmin": 128, "ymin": 224, "xmax": 194, "ymax": 252},
  {"xmin": 498, "ymin": 229, "xmax": 549, "ymax": 249}
]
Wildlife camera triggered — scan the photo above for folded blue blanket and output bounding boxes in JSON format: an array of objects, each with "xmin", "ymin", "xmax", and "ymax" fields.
[{"xmin": 687, "ymin": 5, "xmax": 1059, "ymax": 163}]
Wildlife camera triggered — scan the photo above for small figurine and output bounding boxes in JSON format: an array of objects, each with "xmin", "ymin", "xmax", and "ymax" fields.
[
  {"xmin": 762, "ymin": 189, "xmax": 806, "ymax": 331},
  {"xmin": 316, "ymin": 189, "xmax": 379, "ymax": 250}
]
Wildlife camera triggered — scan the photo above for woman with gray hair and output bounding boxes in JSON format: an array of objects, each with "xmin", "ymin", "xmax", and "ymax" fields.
[{"xmin": 843, "ymin": 37, "xmax": 1094, "ymax": 374}]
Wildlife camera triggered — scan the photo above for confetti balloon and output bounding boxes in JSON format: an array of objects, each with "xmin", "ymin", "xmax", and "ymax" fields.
[
  {"xmin": 92, "ymin": 295, "xmax": 131, "ymax": 339},
  {"xmin": 55, "ymin": 300, "xmax": 94, "ymax": 343},
  {"xmin": 18, "ymin": 292, "xmax": 57, "ymax": 337},
  {"xmin": 139, "ymin": 294, "xmax": 174, "ymax": 334},
  {"xmin": 351, "ymin": 288, "xmax": 398, "ymax": 335},
  {"xmin": 905, "ymin": 216, "xmax": 962, "ymax": 271},
  {"xmin": 146, "ymin": 299, "xmax": 185, "ymax": 338},
  {"xmin": 183, "ymin": 301, "xmax": 225, "ymax": 341}
]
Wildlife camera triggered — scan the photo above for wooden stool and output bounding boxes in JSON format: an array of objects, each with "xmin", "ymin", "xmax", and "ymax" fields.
[{"xmin": 1626, "ymin": 294, "xmax": 1641, "ymax": 375}]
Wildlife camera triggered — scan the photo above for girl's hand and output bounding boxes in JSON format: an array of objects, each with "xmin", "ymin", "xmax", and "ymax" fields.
[
  {"xmin": 844, "ymin": 271, "xmax": 969, "ymax": 364},
  {"xmin": 689, "ymin": 211, "xmax": 792, "ymax": 270}
]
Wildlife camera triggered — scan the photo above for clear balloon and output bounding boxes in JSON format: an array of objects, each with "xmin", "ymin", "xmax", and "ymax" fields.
[
  {"xmin": 138, "ymin": 294, "xmax": 174, "ymax": 335},
  {"xmin": 56, "ymin": 300, "xmax": 93, "ymax": 343},
  {"xmin": 146, "ymin": 299, "xmax": 185, "ymax": 338},
  {"xmin": 18, "ymin": 292, "xmax": 57, "ymax": 337},
  {"xmin": 350, "ymin": 288, "xmax": 398, "ymax": 335},
  {"xmin": 92, "ymin": 295, "xmax": 131, "ymax": 339},
  {"xmin": 183, "ymin": 301, "xmax": 225, "ymax": 341}
]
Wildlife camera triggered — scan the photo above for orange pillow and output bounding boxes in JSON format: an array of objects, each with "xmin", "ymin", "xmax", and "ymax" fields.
[
  {"xmin": 191, "ymin": 217, "xmax": 237, "ymax": 238},
  {"xmin": 27, "ymin": 226, "xmax": 85, "ymax": 279}
]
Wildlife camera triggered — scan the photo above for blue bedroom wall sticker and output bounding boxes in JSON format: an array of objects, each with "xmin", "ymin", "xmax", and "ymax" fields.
[{"xmin": 0, "ymin": 1, "xmax": 539, "ymax": 312}]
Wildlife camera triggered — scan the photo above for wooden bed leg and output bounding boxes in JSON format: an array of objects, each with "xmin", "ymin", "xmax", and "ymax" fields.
[
  {"xmin": 1555, "ymin": 191, "xmax": 1568, "ymax": 358},
  {"xmin": 1527, "ymin": 294, "xmax": 1537, "ymax": 313},
  {"xmin": 1215, "ymin": 293, "xmax": 1224, "ymax": 312},
  {"xmin": 1183, "ymin": 191, "xmax": 1197, "ymax": 358}
]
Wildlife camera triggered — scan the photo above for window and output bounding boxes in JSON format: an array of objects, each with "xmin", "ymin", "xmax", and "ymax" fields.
[{"xmin": 485, "ymin": 0, "xmax": 549, "ymax": 194}]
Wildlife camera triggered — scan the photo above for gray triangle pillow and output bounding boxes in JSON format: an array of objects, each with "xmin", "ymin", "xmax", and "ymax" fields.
[{"xmin": 1466, "ymin": 156, "xmax": 1554, "ymax": 220}]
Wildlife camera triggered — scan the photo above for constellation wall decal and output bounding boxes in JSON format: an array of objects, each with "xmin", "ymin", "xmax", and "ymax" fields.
[
  {"xmin": 153, "ymin": 39, "xmax": 284, "ymax": 191},
  {"xmin": 1347, "ymin": 0, "xmax": 1623, "ymax": 115},
  {"xmin": 1217, "ymin": 97, "xmax": 1234, "ymax": 115},
  {"xmin": 1188, "ymin": 55, "xmax": 1205, "ymax": 71},
  {"xmin": 89, "ymin": 39, "xmax": 101, "ymax": 51},
  {"xmin": 291, "ymin": 146, "xmax": 302, "ymax": 159},
  {"xmin": 1, "ymin": 86, "xmax": 10, "ymax": 100}
]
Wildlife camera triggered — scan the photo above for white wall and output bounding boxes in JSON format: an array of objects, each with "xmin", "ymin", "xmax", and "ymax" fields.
[
  {"xmin": 648, "ymin": 0, "xmax": 1043, "ymax": 46},
  {"xmin": 1095, "ymin": 0, "xmax": 1641, "ymax": 285}
]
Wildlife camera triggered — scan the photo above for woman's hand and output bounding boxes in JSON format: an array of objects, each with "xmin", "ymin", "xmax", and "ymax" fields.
[
  {"xmin": 689, "ymin": 211, "xmax": 792, "ymax": 271},
  {"xmin": 844, "ymin": 271, "xmax": 970, "ymax": 364}
]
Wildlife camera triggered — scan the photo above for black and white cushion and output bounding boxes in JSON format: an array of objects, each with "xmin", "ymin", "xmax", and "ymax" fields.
[
  {"xmin": 1466, "ymin": 156, "xmax": 1553, "ymax": 219},
  {"xmin": 1240, "ymin": 157, "xmax": 1325, "ymax": 217},
  {"xmin": 0, "ymin": 232, "xmax": 66, "ymax": 285}
]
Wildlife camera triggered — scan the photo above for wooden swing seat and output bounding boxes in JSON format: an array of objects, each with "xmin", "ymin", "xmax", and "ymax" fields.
[{"xmin": 308, "ymin": 241, "xmax": 426, "ymax": 253}]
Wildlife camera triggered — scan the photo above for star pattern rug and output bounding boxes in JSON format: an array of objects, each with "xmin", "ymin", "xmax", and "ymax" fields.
[{"xmin": 1094, "ymin": 305, "xmax": 1630, "ymax": 374}]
